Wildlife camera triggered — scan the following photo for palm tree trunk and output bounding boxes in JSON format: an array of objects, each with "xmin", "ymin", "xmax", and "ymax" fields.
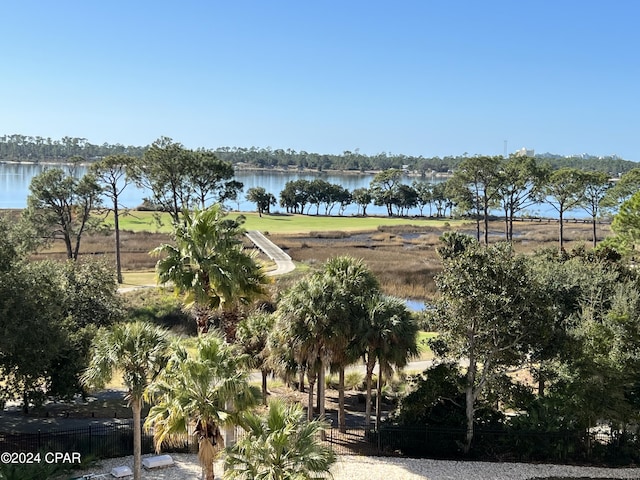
[
  {"xmin": 196, "ymin": 309, "xmax": 209, "ymax": 335},
  {"xmin": 375, "ymin": 362, "xmax": 383, "ymax": 430},
  {"xmin": 132, "ymin": 398, "xmax": 142, "ymax": 480},
  {"xmin": 261, "ymin": 369, "xmax": 268, "ymax": 405},
  {"xmin": 338, "ymin": 366, "xmax": 346, "ymax": 433},
  {"xmin": 365, "ymin": 359, "xmax": 375, "ymax": 431},
  {"xmin": 307, "ymin": 372, "xmax": 315, "ymax": 421},
  {"xmin": 298, "ymin": 368, "xmax": 305, "ymax": 393},
  {"xmin": 198, "ymin": 438, "xmax": 217, "ymax": 480},
  {"xmin": 318, "ymin": 360, "xmax": 326, "ymax": 419}
]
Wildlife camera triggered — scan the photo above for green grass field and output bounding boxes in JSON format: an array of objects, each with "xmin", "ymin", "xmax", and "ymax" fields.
[
  {"xmin": 106, "ymin": 210, "xmax": 461, "ymax": 234},
  {"xmin": 417, "ymin": 331, "xmax": 437, "ymax": 359}
]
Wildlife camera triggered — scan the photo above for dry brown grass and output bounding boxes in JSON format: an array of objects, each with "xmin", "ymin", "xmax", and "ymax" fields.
[
  {"xmin": 270, "ymin": 219, "xmax": 612, "ymax": 300},
  {"xmin": 29, "ymin": 219, "xmax": 611, "ymax": 301}
]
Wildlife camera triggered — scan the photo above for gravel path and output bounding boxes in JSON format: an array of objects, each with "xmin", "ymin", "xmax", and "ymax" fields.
[{"xmin": 64, "ymin": 453, "xmax": 640, "ymax": 479}]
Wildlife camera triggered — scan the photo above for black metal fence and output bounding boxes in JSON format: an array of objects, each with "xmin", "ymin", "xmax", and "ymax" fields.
[
  {"xmin": 0, "ymin": 421, "xmax": 190, "ymax": 459},
  {"xmin": 324, "ymin": 425, "xmax": 639, "ymax": 465},
  {"xmin": 1, "ymin": 422, "xmax": 637, "ymax": 466}
]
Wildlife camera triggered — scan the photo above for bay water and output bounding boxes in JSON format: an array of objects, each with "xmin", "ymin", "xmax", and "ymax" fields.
[{"xmin": 0, "ymin": 163, "xmax": 586, "ymax": 219}]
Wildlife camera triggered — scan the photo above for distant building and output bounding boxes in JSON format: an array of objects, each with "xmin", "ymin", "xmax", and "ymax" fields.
[{"xmin": 515, "ymin": 147, "xmax": 535, "ymax": 157}]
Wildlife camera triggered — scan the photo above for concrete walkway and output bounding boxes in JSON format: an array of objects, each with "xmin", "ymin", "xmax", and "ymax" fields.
[{"xmin": 245, "ymin": 230, "xmax": 296, "ymax": 276}]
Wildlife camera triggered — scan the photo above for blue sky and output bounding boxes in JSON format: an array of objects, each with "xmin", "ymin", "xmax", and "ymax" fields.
[{"xmin": 2, "ymin": 1, "xmax": 639, "ymax": 160}]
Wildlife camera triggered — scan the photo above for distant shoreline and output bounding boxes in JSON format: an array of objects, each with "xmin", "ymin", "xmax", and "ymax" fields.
[{"xmin": 0, "ymin": 159, "xmax": 452, "ymax": 178}]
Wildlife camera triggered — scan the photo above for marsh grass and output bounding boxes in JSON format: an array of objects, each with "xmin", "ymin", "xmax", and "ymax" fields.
[{"xmin": 26, "ymin": 215, "xmax": 611, "ymax": 301}]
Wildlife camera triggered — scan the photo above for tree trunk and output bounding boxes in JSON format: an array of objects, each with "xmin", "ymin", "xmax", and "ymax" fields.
[
  {"xmin": 483, "ymin": 202, "xmax": 490, "ymax": 245},
  {"xmin": 132, "ymin": 398, "xmax": 142, "ymax": 480},
  {"xmin": 509, "ymin": 203, "xmax": 516, "ymax": 241},
  {"xmin": 503, "ymin": 206, "xmax": 509, "ymax": 241},
  {"xmin": 63, "ymin": 232, "xmax": 73, "ymax": 260},
  {"xmin": 114, "ymin": 199, "xmax": 123, "ymax": 283},
  {"xmin": 22, "ymin": 389, "xmax": 29, "ymax": 414},
  {"xmin": 261, "ymin": 369, "xmax": 268, "ymax": 405},
  {"xmin": 559, "ymin": 208, "xmax": 565, "ymax": 251},
  {"xmin": 298, "ymin": 368, "xmax": 305, "ymax": 393},
  {"xmin": 338, "ymin": 366, "xmax": 346, "ymax": 433},
  {"xmin": 198, "ymin": 437, "xmax": 217, "ymax": 480},
  {"xmin": 307, "ymin": 373, "xmax": 315, "ymax": 421},
  {"xmin": 464, "ymin": 381, "xmax": 475, "ymax": 454},
  {"xmin": 375, "ymin": 362, "xmax": 383, "ymax": 430},
  {"xmin": 464, "ymin": 351, "xmax": 476, "ymax": 455},
  {"xmin": 365, "ymin": 359, "xmax": 375, "ymax": 431},
  {"xmin": 538, "ymin": 375, "xmax": 546, "ymax": 398},
  {"xmin": 318, "ymin": 360, "xmax": 326, "ymax": 419},
  {"xmin": 592, "ymin": 215, "xmax": 597, "ymax": 248}
]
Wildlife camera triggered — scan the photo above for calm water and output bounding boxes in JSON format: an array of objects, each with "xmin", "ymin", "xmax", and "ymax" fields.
[{"xmin": 0, "ymin": 163, "xmax": 586, "ymax": 218}]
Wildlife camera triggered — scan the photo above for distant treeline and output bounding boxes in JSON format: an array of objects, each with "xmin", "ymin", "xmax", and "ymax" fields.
[{"xmin": 0, "ymin": 134, "xmax": 637, "ymax": 175}]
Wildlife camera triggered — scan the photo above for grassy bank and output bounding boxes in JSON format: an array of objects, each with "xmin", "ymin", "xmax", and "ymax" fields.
[{"xmin": 105, "ymin": 210, "xmax": 463, "ymax": 234}]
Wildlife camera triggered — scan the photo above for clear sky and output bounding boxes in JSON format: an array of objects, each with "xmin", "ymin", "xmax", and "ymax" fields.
[{"xmin": 2, "ymin": 1, "xmax": 639, "ymax": 160}]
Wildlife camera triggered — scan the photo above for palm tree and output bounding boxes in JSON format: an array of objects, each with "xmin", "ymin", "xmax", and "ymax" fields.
[
  {"xmin": 321, "ymin": 256, "xmax": 379, "ymax": 432},
  {"xmin": 276, "ymin": 256, "xmax": 380, "ymax": 429},
  {"xmin": 276, "ymin": 275, "xmax": 337, "ymax": 422},
  {"xmin": 224, "ymin": 399, "xmax": 336, "ymax": 480},
  {"xmin": 236, "ymin": 310, "xmax": 275, "ymax": 404},
  {"xmin": 82, "ymin": 321, "xmax": 171, "ymax": 480},
  {"xmin": 361, "ymin": 295, "xmax": 419, "ymax": 430},
  {"xmin": 144, "ymin": 333, "xmax": 257, "ymax": 480},
  {"xmin": 152, "ymin": 205, "xmax": 268, "ymax": 336}
]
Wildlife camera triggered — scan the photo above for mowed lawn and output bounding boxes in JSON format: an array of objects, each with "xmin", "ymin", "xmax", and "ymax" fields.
[{"xmin": 104, "ymin": 210, "xmax": 462, "ymax": 234}]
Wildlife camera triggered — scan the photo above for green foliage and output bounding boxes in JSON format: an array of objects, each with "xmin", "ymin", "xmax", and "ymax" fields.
[
  {"xmin": 436, "ymin": 231, "xmax": 476, "ymax": 259},
  {"xmin": 236, "ymin": 312, "xmax": 274, "ymax": 362},
  {"xmin": 602, "ymin": 167, "xmax": 640, "ymax": 207},
  {"xmin": 145, "ymin": 333, "xmax": 257, "ymax": 480},
  {"xmin": 152, "ymin": 205, "xmax": 268, "ymax": 334},
  {"xmin": 451, "ymin": 156, "xmax": 503, "ymax": 243},
  {"xmin": 275, "ymin": 255, "xmax": 385, "ymax": 427},
  {"xmin": 611, "ymin": 190, "xmax": 640, "ymax": 250},
  {"xmin": 498, "ymin": 156, "xmax": 549, "ymax": 241},
  {"xmin": 236, "ymin": 310, "xmax": 276, "ymax": 403},
  {"xmin": 3, "ymin": 135, "xmax": 638, "ymax": 175},
  {"xmin": 0, "ymin": 216, "xmax": 20, "ymax": 272},
  {"xmin": 83, "ymin": 321, "xmax": 172, "ymax": 480},
  {"xmin": 225, "ymin": 399, "xmax": 335, "ymax": 480},
  {"xmin": 345, "ymin": 371, "xmax": 365, "ymax": 390},
  {"xmin": 124, "ymin": 288, "xmax": 195, "ymax": 335},
  {"xmin": 90, "ymin": 154, "xmax": 137, "ymax": 283},
  {"xmin": 522, "ymin": 248, "xmax": 640, "ymax": 433},
  {"xmin": 539, "ymin": 168, "xmax": 589, "ymax": 249},
  {"xmin": 0, "ymin": 458, "xmax": 64, "ymax": 480},
  {"xmin": 389, "ymin": 363, "xmax": 505, "ymax": 429},
  {"xmin": 0, "ymin": 255, "xmax": 124, "ymax": 409},
  {"xmin": 129, "ymin": 137, "xmax": 240, "ymax": 223},
  {"xmin": 246, "ymin": 186, "xmax": 276, "ymax": 216},
  {"xmin": 351, "ymin": 187, "xmax": 372, "ymax": 215},
  {"xmin": 432, "ymin": 240, "xmax": 550, "ymax": 451},
  {"xmin": 370, "ymin": 168, "xmax": 404, "ymax": 216},
  {"xmin": 24, "ymin": 167, "xmax": 105, "ymax": 260},
  {"xmin": 82, "ymin": 321, "xmax": 172, "ymax": 400}
]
